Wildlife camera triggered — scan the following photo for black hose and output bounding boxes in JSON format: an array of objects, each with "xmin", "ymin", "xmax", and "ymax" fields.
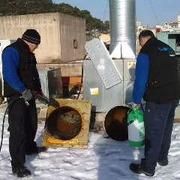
[{"xmin": 0, "ymin": 97, "xmax": 21, "ymax": 152}]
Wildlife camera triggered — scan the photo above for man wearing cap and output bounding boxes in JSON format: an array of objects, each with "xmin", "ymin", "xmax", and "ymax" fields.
[{"xmin": 2, "ymin": 29, "xmax": 46, "ymax": 177}]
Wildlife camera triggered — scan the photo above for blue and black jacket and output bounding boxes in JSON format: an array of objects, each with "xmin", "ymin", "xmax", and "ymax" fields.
[
  {"xmin": 133, "ymin": 37, "xmax": 180, "ymax": 104},
  {"xmin": 2, "ymin": 38, "xmax": 41, "ymax": 97}
]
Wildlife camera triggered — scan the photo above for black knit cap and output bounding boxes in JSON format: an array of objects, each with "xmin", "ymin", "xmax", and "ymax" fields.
[
  {"xmin": 139, "ymin": 30, "xmax": 155, "ymax": 39},
  {"xmin": 22, "ymin": 29, "xmax": 41, "ymax": 45}
]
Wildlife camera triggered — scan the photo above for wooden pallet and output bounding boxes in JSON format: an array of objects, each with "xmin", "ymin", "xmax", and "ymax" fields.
[{"xmin": 174, "ymin": 118, "xmax": 180, "ymax": 123}]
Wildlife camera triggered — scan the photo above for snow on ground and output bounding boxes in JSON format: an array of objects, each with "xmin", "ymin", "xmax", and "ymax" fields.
[{"xmin": 0, "ymin": 110, "xmax": 180, "ymax": 180}]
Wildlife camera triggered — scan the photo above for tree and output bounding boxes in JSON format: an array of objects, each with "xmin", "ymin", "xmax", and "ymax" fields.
[{"xmin": 0, "ymin": 1, "xmax": 110, "ymax": 32}]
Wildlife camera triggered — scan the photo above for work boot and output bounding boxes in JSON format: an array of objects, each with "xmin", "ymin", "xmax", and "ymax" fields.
[
  {"xmin": 129, "ymin": 163, "xmax": 155, "ymax": 177},
  {"xmin": 26, "ymin": 146, "xmax": 47, "ymax": 155},
  {"xmin": 12, "ymin": 165, "xmax": 31, "ymax": 178},
  {"xmin": 158, "ymin": 159, "xmax": 168, "ymax": 166}
]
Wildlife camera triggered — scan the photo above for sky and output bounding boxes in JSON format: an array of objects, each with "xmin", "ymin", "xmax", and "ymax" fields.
[{"xmin": 53, "ymin": 0, "xmax": 180, "ymax": 26}]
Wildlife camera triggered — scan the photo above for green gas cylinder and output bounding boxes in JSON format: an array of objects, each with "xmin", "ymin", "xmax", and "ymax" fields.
[{"xmin": 127, "ymin": 107, "xmax": 145, "ymax": 147}]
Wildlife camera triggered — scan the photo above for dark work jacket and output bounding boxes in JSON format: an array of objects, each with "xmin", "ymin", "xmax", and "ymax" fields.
[
  {"xmin": 4, "ymin": 38, "xmax": 41, "ymax": 97},
  {"xmin": 141, "ymin": 38, "xmax": 180, "ymax": 103}
]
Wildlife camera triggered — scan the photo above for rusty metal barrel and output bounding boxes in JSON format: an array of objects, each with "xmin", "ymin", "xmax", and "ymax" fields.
[
  {"xmin": 45, "ymin": 106, "xmax": 82, "ymax": 140},
  {"xmin": 104, "ymin": 106, "xmax": 130, "ymax": 141}
]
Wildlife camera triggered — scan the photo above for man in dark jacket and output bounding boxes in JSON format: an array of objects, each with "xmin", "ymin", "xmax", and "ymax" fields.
[
  {"xmin": 129, "ymin": 30, "xmax": 180, "ymax": 176},
  {"xmin": 2, "ymin": 29, "xmax": 46, "ymax": 178}
]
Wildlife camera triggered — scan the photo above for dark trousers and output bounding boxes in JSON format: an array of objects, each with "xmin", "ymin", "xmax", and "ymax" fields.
[
  {"xmin": 142, "ymin": 100, "xmax": 179, "ymax": 173},
  {"xmin": 8, "ymin": 97, "xmax": 38, "ymax": 167}
]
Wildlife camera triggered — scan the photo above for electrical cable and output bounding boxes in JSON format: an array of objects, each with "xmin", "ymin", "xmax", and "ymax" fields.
[
  {"xmin": 0, "ymin": 97, "xmax": 21, "ymax": 152},
  {"xmin": 0, "ymin": 94, "xmax": 57, "ymax": 152}
]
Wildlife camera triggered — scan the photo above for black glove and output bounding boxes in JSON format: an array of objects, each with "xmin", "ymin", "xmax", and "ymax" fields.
[
  {"xmin": 36, "ymin": 94, "xmax": 50, "ymax": 105},
  {"xmin": 21, "ymin": 89, "xmax": 33, "ymax": 101}
]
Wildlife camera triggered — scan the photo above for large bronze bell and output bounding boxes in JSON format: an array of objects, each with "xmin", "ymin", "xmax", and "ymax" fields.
[
  {"xmin": 104, "ymin": 106, "xmax": 130, "ymax": 141},
  {"xmin": 45, "ymin": 106, "xmax": 82, "ymax": 140}
]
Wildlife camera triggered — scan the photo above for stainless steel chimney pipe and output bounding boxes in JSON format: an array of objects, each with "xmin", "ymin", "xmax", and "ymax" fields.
[{"xmin": 109, "ymin": 0, "xmax": 136, "ymax": 59}]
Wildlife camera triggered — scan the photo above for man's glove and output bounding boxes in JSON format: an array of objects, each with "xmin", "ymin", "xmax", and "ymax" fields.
[
  {"xmin": 21, "ymin": 89, "xmax": 33, "ymax": 102},
  {"xmin": 128, "ymin": 102, "xmax": 141, "ymax": 109}
]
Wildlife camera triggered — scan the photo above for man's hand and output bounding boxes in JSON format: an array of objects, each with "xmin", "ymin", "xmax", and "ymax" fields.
[{"xmin": 21, "ymin": 89, "xmax": 33, "ymax": 101}]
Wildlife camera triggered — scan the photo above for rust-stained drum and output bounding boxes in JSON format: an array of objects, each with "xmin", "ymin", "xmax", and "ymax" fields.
[
  {"xmin": 104, "ymin": 106, "xmax": 130, "ymax": 141},
  {"xmin": 46, "ymin": 106, "xmax": 82, "ymax": 140}
]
